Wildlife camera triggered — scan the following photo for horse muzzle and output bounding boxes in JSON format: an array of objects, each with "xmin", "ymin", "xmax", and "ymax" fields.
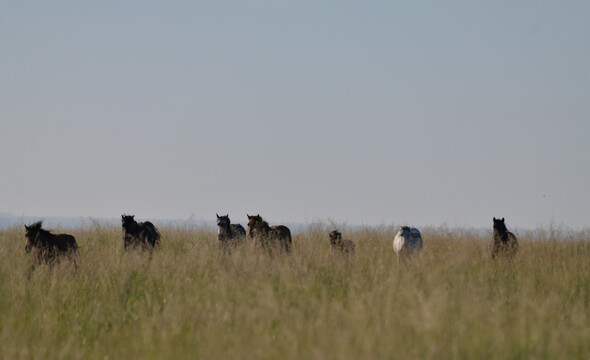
[{"xmin": 25, "ymin": 245, "xmax": 32, "ymax": 253}]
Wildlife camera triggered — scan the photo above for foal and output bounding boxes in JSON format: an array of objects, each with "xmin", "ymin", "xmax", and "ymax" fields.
[
  {"xmin": 24, "ymin": 221, "xmax": 79, "ymax": 276},
  {"xmin": 329, "ymin": 230, "xmax": 355, "ymax": 254}
]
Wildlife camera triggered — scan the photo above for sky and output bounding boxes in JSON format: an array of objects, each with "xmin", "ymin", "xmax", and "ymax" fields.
[{"xmin": 1, "ymin": 1, "xmax": 589, "ymax": 229}]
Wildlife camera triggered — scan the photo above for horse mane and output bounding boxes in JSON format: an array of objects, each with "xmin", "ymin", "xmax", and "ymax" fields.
[
  {"xmin": 38, "ymin": 227, "xmax": 53, "ymax": 238},
  {"xmin": 330, "ymin": 230, "xmax": 342, "ymax": 241},
  {"xmin": 248, "ymin": 215, "xmax": 273, "ymax": 240},
  {"xmin": 249, "ymin": 215, "xmax": 270, "ymax": 230},
  {"xmin": 257, "ymin": 219, "xmax": 271, "ymax": 232},
  {"xmin": 27, "ymin": 221, "xmax": 43, "ymax": 232},
  {"xmin": 28, "ymin": 221, "xmax": 53, "ymax": 237}
]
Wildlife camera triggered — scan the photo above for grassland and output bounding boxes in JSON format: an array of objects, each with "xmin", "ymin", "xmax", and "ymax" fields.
[{"xmin": 1, "ymin": 222, "xmax": 589, "ymax": 359}]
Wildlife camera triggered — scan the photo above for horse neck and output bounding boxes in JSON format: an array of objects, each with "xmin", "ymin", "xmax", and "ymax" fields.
[
  {"xmin": 35, "ymin": 231, "xmax": 54, "ymax": 248},
  {"xmin": 124, "ymin": 221, "xmax": 140, "ymax": 235},
  {"xmin": 493, "ymin": 228, "xmax": 509, "ymax": 242},
  {"xmin": 253, "ymin": 222, "xmax": 271, "ymax": 236},
  {"xmin": 218, "ymin": 224, "xmax": 231, "ymax": 237}
]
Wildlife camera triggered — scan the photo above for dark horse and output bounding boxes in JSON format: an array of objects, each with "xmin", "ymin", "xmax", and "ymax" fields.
[
  {"xmin": 24, "ymin": 221, "xmax": 79, "ymax": 276},
  {"xmin": 121, "ymin": 214, "xmax": 161, "ymax": 252},
  {"xmin": 247, "ymin": 214, "xmax": 292, "ymax": 253},
  {"xmin": 490, "ymin": 217, "xmax": 519, "ymax": 259},
  {"xmin": 329, "ymin": 230, "xmax": 355, "ymax": 254},
  {"xmin": 216, "ymin": 214, "xmax": 246, "ymax": 251}
]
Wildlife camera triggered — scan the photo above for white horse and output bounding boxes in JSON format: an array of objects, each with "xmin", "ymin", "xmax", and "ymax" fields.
[{"xmin": 393, "ymin": 226, "xmax": 423, "ymax": 262}]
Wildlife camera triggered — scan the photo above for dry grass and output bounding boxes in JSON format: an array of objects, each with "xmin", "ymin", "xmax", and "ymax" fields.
[{"xmin": 1, "ymin": 222, "xmax": 589, "ymax": 359}]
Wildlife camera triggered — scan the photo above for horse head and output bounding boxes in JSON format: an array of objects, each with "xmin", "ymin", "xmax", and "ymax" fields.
[
  {"xmin": 216, "ymin": 214, "xmax": 231, "ymax": 229},
  {"xmin": 24, "ymin": 221, "xmax": 43, "ymax": 253},
  {"xmin": 121, "ymin": 214, "xmax": 138, "ymax": 232},
  {"xmin": 329, "ymin": 230, "xmax": 342, "ymax": 245},
  {"xmin": 493, "ymin": 217, "xmax": 507, "ymax": 234},
  {"xmin": 247, "ymin": 214, "xmax": 265, "ymax": 238}
]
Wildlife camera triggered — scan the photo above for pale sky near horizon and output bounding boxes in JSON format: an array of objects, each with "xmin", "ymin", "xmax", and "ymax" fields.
[{"xmin": 1, "ymin": 1, "xmax": 589, "ymax": 229}]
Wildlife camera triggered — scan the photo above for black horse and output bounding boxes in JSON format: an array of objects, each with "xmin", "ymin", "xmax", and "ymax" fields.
[
  {"xmin": 24, "ymin": 221, "xmax": 79, "ymax": 276},
  {"xmin": 121, "ymin": 214, "xmax": 161, "ymax": 252},
  {"xmin": 490, "ymin": 217, "xmax": 519, "ymax": 259},
  {"xmin": 216, "ymin": 214, "xmax": 246, "ymax": 251}
]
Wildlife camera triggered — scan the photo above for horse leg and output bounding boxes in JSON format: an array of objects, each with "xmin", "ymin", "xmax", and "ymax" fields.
[
  {"xmin": 219, "ymin": 241, "xmax": 229, "ymax": 256},
  {"xmin": 27, "ymin": 254, "xmax": 42, "ymax": 279},
  {"xmin": 26, "ymin": 265, "xmax": 35, "ymax": 280},
  {"xmin": 71, "ymin": 251, "xmax": 80, "ymax": 272}
]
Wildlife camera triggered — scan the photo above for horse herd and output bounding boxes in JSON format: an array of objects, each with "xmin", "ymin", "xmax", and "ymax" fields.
[{"xmin": 21, "ymin": 214, "xmax": 519, "ymax": 275}]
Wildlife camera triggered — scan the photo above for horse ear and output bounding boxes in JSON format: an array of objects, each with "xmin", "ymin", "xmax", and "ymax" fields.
[
  {"xmin": 226, "ymin": 214, "xmax": 229, "ymax": 218},
  {"xmin": 216, "ymin": 213, "xmax": 219, "ymax": 219},
  {"xmin": 25, "ymin": 224, "xmax": 29, "ymax": 230},
  {"xmin": 501, "ymin": 217, "xmax": 504, "ymax": 222},
  {"xmin": 247, "ymin": 214, "xmax": 251, "ymax": 219}
]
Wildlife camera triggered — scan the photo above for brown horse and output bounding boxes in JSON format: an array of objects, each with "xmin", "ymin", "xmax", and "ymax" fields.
[
  {"xmin": 121, "ymin": 214, "xmax": 161, "ymax": 252},
  {"xmin": 329, "ymin": 230, "xmax": 355, "ymax": 254},
  {"xmin": 247, "ymin": 214, "xmax": 292, "ymax": 253},
  {"xmin": 490, "ymin": 217, "xmax": 519, "ymax": 260},
  {"xmin": 24, "ymin": 221, "xmax": 79, "ymax": 276}
]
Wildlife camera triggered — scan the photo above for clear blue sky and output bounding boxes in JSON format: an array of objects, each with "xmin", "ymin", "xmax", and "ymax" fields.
[{"xmin": 1, "ymin": 1, "xmax": 589, "ymax": 229}]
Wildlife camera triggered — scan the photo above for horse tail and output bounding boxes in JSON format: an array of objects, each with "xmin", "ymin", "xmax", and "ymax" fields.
[
  {"xmin": 68, "ymin": 235, "xmax": 79, "ymax": 251},
  {"xmin": 154, "ymin": 230, "xmax": 161, "ymax": 247},
  {"xmin": 507, "ymin": 232, "xmax": 518, "ymax": 252},
  {"xmin": 283, "ymin": 227, "xmax": 292, "ymax": 253},
  {"xmin": 141, "ymin": 221, "xmax": 161, "ymax": 247}
]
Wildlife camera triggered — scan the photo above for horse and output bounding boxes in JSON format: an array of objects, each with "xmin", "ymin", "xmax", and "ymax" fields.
[
  {"xmin": 121, "ymin": 214, "xmax": 161, "ymax": 252},
  {"xmin": 329, "ymin": 230, "xmax": 355, "ymax": 254},
  {"xmin": 24, "ymin": 221, "xmax": 79, "ymax": 276},
  {"xmin": 247, "ymin": 214, "xmax": 292, "ymax": 253},
  {"xmin": 393, "ymin": 226, "xmax": 423, "ymax": 263},
  {"xmin": 216, "ymin": 213, "xmax": 246, "ymax": 251},
  {"xmin": 490, "ymin": 217, "xmax": 518, "ymax": 260}
]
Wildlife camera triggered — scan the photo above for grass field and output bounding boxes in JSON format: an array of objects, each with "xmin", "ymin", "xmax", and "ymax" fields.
[{"xmin": 1, "ymin": 222, "xmax": 589, "ymax": 359}]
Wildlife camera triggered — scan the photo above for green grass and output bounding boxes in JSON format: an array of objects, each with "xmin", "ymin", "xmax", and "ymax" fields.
[{"xmin": 1, "ymin": 223, "xmax": 589, "ymax": 359}]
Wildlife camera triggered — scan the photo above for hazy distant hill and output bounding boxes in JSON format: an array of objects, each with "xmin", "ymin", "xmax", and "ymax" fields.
[
  {"xmin": 0, "ymin": 213, "xmax": 218, "ymax": 230},
  {"xmin": 0, "ymin": 213, "xmax": 14, "ymax": 229},
  {"xmin": 0, "ymin": 213, "xmax": 98, "ymax": 230}
]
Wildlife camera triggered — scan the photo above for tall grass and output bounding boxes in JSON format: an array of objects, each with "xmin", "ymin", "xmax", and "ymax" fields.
[{"xmin": 1, "ymin": 222, "xmax": 589, "ymax": 359}]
